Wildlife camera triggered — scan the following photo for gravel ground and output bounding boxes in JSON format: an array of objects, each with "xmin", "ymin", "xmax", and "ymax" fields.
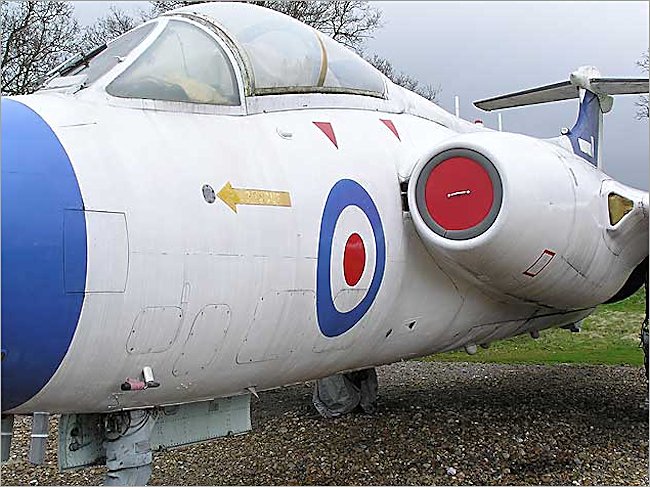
[{"xmin": 2, "ymin": 361, "xmax": 648, "ymax": 486}]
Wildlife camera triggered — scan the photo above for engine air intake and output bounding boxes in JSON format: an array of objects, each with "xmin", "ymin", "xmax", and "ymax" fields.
[
  {"xmin": 608, "ymin": 193, "xmax": 634, "ymax": 226},
  {"xmin": 414, "ymin": 148, "xmax": 502, "ymax": 240}
]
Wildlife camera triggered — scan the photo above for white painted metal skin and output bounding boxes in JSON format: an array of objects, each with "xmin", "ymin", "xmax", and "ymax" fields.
[{"xmin": 6, "ymin": 3, "xmax": 648, "ymax": 414}]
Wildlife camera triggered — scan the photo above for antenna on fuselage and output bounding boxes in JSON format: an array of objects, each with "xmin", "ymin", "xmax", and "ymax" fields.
[{"xmin": 454, "ymin": 95, "xmax": 460, "ymax": 118}]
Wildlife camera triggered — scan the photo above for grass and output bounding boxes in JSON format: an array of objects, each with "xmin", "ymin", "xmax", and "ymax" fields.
[{"xmin": 426, "ymin": 288, "xmax": 646, "ymax": 366}]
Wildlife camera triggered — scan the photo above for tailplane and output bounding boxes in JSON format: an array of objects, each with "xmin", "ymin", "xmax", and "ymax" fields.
[{"xmin": 474, "ymin": 66, "xmax": 649, "ymax": 168}]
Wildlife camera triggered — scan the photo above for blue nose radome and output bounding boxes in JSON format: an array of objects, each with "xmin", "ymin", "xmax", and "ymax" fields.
[{"xmin": 1, "ymin": 98, "xmax": 87, "ymax": 412}]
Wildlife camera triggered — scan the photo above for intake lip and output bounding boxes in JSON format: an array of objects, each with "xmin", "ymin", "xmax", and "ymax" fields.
[{"xmin": 414, "ymin": 148, "xmax": 503, "ymax": 240}]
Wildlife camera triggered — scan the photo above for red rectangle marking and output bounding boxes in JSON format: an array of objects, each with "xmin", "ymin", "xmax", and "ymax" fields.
[{"xmin": 523, "ymin": 249, "xmax": 556, "ymax": 277}]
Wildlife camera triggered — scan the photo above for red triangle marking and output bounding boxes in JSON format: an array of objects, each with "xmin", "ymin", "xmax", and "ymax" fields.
[
  {"xmin": 380, "ymin": 119, "xmax": 401, "ymax": 141},
  {"xmin": 313, "ymin": 122, "xmax": 338, "ymax": 149}
]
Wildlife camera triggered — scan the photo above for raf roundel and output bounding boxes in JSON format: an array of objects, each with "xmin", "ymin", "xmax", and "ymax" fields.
[{"xmin": 316, "ymin": 180, "xmax": 386, "ymax": 337}]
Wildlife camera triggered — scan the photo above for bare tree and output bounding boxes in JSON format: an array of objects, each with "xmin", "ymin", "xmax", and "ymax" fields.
[
  {"xmin": 637, "ymin": 49, "xmax": 649, "ymax": 120},
  {"xmin": 1, "ymin": 0, "xmax": 441, "ymax": 102},
  {"xmin": 149, "ymin": 1, "xmax": 381, "ymax": 51},
  {"xmin": 79, "ymin": 5, "xmax": 147, "ymax": 52},
  {"xmin": 147, "ymin": 1, "xmax": 438, "ymax": 101},
  {"xmin": 147, "ymin": 1, "xmax": 192, "ymax": 19},
  {"xmin": 252, "ymin": 1, "xmax": 381, "ymax": 51},
  {"xmin": 1, "ymin": 1, "xmax": 80, "ymax": 95},
  {"xmin": 365, "ymin": 53, "xmax": 440, "ymax": 102}
]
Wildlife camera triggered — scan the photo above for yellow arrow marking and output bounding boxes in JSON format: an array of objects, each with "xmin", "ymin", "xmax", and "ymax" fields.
[{"xmin": 217, "ymin": 182, "xmax": 292, "ymax": 213}]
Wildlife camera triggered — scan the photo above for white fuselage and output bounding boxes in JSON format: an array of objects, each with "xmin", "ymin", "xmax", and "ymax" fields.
[{"xmin": 9, "ymin": 81, "xmax": 626, "ymax": 415}]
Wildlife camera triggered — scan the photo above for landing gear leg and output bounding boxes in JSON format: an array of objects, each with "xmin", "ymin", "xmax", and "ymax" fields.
[
  {"xmin": 312, "ymin": 367, "xmax": 378, "ymax": 418},
  {"xmin": 102, "ymin": 409, "xmax": 158, "ymax": 486},
  {"xmin": 1, "ymin": 415, "xmax": 14, "ymax": 462}
]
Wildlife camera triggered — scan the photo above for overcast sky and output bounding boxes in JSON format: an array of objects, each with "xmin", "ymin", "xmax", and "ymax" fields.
[{"xmin": 73, "ymin": 1, "xmax": 649, "ymax": 190}]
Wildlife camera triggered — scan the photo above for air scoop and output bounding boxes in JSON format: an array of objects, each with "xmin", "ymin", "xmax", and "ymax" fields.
[
  {"xmin": 408, "ymin": 130, "xmax": 649, "ymax": 310},
  {"xmin": 601, "ymin": 179, "xmax": 649, "ymax": 272}
]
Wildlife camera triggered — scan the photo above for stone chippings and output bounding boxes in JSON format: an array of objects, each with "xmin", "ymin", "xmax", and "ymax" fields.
[{"xmin": 1, "ymin": 362, "xmax": 648, "ymax": 485}]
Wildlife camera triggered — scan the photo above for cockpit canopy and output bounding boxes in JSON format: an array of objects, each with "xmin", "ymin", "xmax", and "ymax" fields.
[
  {"xmin": 178, "ymin": 2, "xmax": 386, "ymax": 97},
  {"xmin": 107, "ymin": 19, "xmax": 242, "ymax": 105},
  {"xmin": 63, "ymin": 2, "xmax": 386, "ymax": 106}
]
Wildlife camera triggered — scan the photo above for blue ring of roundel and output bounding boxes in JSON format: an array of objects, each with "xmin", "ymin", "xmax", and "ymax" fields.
[{"xmin": 316, "ymin": 179, "xmax": 386, "ymax": 337}]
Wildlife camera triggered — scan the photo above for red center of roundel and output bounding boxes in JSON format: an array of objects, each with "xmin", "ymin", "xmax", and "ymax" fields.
[
  {"xmin": 343, "ymin": 233, "xmax": 366, "ymax": 287},
  {"xmin": 424, "ymin": 157, "xmax": 493, "ymax": 231}
]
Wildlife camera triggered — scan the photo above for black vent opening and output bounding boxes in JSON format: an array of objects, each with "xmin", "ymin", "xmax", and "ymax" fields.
[{"xmin": 400, "ymin": 180, "xmax": 409, "ymax": 212}]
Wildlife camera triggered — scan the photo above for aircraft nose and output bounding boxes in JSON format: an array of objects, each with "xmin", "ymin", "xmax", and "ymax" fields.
[{"xmin": 1, "ymin": 98, "xmax": 87, "ymax": 412}]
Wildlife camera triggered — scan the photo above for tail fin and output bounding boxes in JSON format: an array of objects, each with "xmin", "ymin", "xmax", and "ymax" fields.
[{"xmin": 474, "ymin": 66, "xmax": 649, "ymax": 168}]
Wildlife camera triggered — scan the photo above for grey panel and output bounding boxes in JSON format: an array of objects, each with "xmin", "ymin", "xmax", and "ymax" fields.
[
  {"xmin": 172, "ymin": 304, "xmax": 231, "ymax": 377},
  {"xmin": 236, "ymin": 290, "xmax": 315, "ymax": 363},
  {"xmin": 126, "ymin": 306, "xmax": 184, "ymax": 355},
  {"xmin": 73, "ymin": 211, "xmax": 129, "ymax": 293},
  {"xmin": 58, "ymin": 395, "xmax": 251, "ymax": 471},
  {"xmin": 151, "ymin": 395, "xmax": 251, "ymax": 449},
  {"xmin": 1, "ymin": 415, "xmax": 14, "ymax": 463},
  {"xmin": 58, "ymin": 413, "xmax": 105, "ymax": 471}
]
